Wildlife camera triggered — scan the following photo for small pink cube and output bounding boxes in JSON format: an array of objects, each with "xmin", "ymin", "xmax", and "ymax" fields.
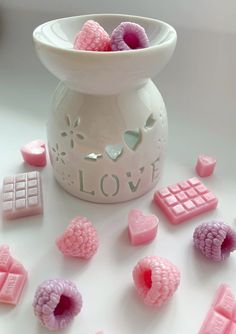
[{"xmin": 195, "ymin": 154, "xmax": 216, "ymax": 177}]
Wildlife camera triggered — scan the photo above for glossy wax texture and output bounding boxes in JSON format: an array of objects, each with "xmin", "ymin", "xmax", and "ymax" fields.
[
  {"xmin": 132, "ymin": 256, "xmax": 180, "ymax": 307},
  {"xmin": 193, "ymin": 221, "xmax": 236, "ymax": 261},
  {"xmin": 154, "ymin": 177, "xmax": 218, "ymax": 224},
  {"xmin": 56, "ymin": 216, "xmax": 99, "ymax": 259},
  {"xmin": 128, "ymin": 209, "xmax": 158, "ymax": 246},
  {"xmin": 2, "ymin": 171, "xmax": 43, "ymax": 220},
  {"xmin": 33, "ymin": 279, "xmax": 82, "ymax": 331},
  {"xmin": 74, "ymin": 20, "xmax": 111, "ymax": 51},
  {"xmin": 199, "ymin": 284, "xmax": 236, "ymax": 334},
  {"xmin": 195, "ymin": 154, "xmax": 216, "ymax": 177},
  {"xmin": 0, "ymin": 245, "xmax": 27, "ymax": 305},
  {"xmin": 21, "ymin": 140, "xmax": 46, "ymax": 167}
]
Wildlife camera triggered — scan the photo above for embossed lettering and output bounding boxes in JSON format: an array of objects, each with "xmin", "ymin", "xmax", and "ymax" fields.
[
  {"xmin": 5, "ymin": 275, "xmax": 18, "ymax": 296},
  {"xmin": 0, "ymin": 249, "xmax": 11, "ymax": 271}
]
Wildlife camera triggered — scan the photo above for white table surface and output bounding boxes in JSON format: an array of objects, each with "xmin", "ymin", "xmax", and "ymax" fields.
[{"xmin": 0, "ymin": 7, "xmax": 236, "ymax": 334}]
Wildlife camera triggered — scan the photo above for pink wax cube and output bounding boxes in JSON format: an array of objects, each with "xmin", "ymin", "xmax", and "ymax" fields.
[
  {"xmin": 21, "ymin": 140, "xmax": 46, "ymax": 167},
  {"xmin": 199, "ymin": 284, "xmax": 236, "ymax": 334},
  {"xmin": 2, "ymin": 171, "xmax": 43, "ymax": 220},
  {"xmin": 0, "ymin": 245, "xmax": 27, "ymax": 305},
  {"xmin": 154, "ymin": 177, "xmax": 218, "ymax": 224},
  {"xmin": 195, "ymin": 154, "xmax": 216, "ymax": 177},
  {"xmin": 128, "ymin": 209, "xmax": 158, "ymax": 246}
]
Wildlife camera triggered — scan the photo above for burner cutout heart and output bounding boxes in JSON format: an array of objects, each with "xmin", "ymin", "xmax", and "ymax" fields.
[
  {"xmin": 124, "ymin": 129, "xmax": 142, "ymax": 151},
  {"xmin": 105, "ymin": 144, "xmax": 123, "ymax": 161},
  {"xmin": 145, "ymin": 114, "xmax": 156, "ymax": 129}
]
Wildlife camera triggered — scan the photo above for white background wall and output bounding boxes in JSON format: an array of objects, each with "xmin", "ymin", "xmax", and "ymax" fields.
[{"xmin": 1, "ymin": 0, "xmax": 236, "ymax": 33}]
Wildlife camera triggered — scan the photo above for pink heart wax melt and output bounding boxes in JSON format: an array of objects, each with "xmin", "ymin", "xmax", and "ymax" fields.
[
  {"xmin": 128, "ymin": 209, "xmax": 158, "ymax": 246},
  {"xmin": 21, "ymin": 140, "xmax": 46, "ymax": 167},
  {"xmin": 195, "ymin": 154, "xmax": 216, "ymax": 177}
]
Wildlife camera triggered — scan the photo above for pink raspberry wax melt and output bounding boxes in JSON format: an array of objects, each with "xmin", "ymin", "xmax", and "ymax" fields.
[
  {"xmin": 33, "ymin": 278, "xmax": 82, "ymax": 331},
  {"xmin": 110, "ymin": 21, "xmax": 149, "ymax": 51},
  {"xmin": 56, "ymin": 216, "xmax": 99, "ymax": 259},
  {"xmin": 132, "ymin": 256, "xmax": 180, "ymax": 307},
  {"xmin": 74, "ymin": 20, "xmax": 149, "ymax": 52},
  {"xmin": 193, "ymin": 221, "xmax": 236, "ymax": 262},
  {"xmin": 74, "ymin": 20, "xmax": 111, "ymax": 51}
]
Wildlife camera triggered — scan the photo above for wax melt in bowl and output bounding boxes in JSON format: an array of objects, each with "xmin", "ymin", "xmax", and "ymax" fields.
[{"xmin": 33, "ymin": 14, "xmax": 177, "ymax": 95}]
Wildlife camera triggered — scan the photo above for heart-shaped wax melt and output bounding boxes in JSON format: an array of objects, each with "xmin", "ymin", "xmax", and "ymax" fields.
[
  {"xmin": 128, "ymin": 209, "xmax": 158, "ymax": 246},
  {"xmin": 21, "ymin": 140, "xmax": 46, "ymax": 167},
  {"xmin": 124, "ymin": 129, "xmax": 142, "ymax": 151},
  {"xmin": 195, "ymin": 154, "xmax": 216, "ymax": 177},
  {"xmin": 199, "ymin": 155, "xmax": 216, "ymax": 165}
]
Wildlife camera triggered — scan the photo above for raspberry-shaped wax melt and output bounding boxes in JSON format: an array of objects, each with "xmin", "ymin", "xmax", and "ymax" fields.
[
  {"xmin": 193, "ymin": 221, "xmax": 236, "ymax": 261},
  {"xmin": 74, "ymin": 20, "xmax": 111, "ymax": 51},
  {"xmin": 56, "ymin": 216, "xmax": 99, "ymax": 259},
  {"xmin": 132, "ymin": 256, "xmax": 180, "ymax": 307},
  {"xmin": 33, "ymin": 278, "xmax": 82, "ymax": 331},
  {"xmin": 111, "ymin": 22, "xmax": 149, "ymax": 51}
]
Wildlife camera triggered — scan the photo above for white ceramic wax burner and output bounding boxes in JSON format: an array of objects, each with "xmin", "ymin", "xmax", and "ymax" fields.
[{"xmin": 33, "ymin": 14, "xmax": 177, "ymax": 203}]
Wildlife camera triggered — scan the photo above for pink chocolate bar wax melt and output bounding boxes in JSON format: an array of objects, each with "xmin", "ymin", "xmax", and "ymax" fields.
[
  {"xmin": 2, "ymin": 171, "xmax": 43, "ymax": 220},
  {"xmin": 0, "ymin": 245, "xmax": 27, "ymax": 305},
  {"xmin": 199, "ymin": 284, "xmax": 236, "ymax": 334},
  {"xmin": 154, "ymin": 177, "xmax": 218, "ymax": 224}
]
